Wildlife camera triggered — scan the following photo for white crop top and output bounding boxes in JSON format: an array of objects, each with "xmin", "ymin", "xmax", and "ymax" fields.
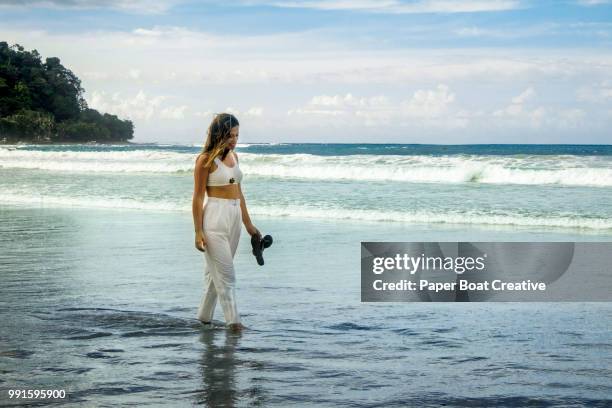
[{"xmin": 207, "ymin": 151, "xmax": 243, "ymax": 186}]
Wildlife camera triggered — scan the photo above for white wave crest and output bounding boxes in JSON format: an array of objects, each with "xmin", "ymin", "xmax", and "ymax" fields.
[
  {"xmin": 0, "ymin": 148, "xmax": 194, "ymax": 173},
  {"xmin": 241, "ymin": 154, "xmax": 612, "ymax": 187},
  {"xmin": 1, "ymin": 148, "xmax": 611, "ymax": 187},
  {"xmin": 248, "ymin": 205, "xmax": 612, "ymax": 231}
]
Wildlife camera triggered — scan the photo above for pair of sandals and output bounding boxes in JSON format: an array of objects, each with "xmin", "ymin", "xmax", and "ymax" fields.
[{"xmin": 251, "ymin": 232, "xmax": 273, "ymax": 266}]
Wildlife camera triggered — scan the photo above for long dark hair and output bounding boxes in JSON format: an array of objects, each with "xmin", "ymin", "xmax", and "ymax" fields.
[{"xmin": 200, "ymin": 113, "xmax": 239, "ymax": 169}]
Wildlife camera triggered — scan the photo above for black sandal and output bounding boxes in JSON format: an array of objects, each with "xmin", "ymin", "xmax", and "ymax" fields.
[{"xmin": 251, "ymin": 233, "xmax": 273, "ymax": 266}]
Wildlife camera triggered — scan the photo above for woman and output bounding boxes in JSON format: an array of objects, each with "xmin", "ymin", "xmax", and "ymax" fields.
[{"xmin": 192, "ymin": 113, "xmax": 260, "ymax": 332}]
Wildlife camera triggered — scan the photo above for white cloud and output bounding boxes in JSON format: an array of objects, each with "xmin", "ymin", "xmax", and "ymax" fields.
[
  {"xmin": 4, "ymin": 24, "xmax": 612, "ymax": 87},
  {"xmin": 511, "ymin": 86, "xmax": 535, "ymax": 104},
  {"xmin": 256, "ymin": 0, "xmax": 524, "ymax": 13},
  {"xmin": 494, "ymin": 87, "xmax": 536, "ymax": 118},
  {"xmin": 310, "ymin": 94, "xmax": 345, "ymax": 106},
  {"xmin": 225, "ymin": 107, "xmax": 241, "ymax": 115},
  {"xmin": 87, "ymin": 90, "xmax": 168, "ymax": 121},
  {"xmin": 287, "ymin": 108, "xmax": 346, "ymax": 116},
  {"xmin": 0, "ymin": 0, "xmax": 528, "ymax": 14},
  {"xmin": 401, "ymin": 84, "xmax": 455, "ymax": 117},
  {"xmin": 291, "ymin": 92, "xmax": 390, "ymax": 114},
  {"xmin": 495, "ymin": 93, "xmax": 527, "ymax": 117},
  {"xmin": 309, "ymin": 93, "xmax": 389, "ymax": 107},
  {"xmin": 286, "ymin": 83, "xmax": 599, "ymax": 134},
  {"xmin": 389, "ymin": 0, "xmax": 524, "ymax": 13},
  {"xmin": 132, "ymin": 27, "xmax": 166, "ymax": 36},
  {"xmin": 81, "ymin": 71, "xmax": 110, "ymax": 80},
  {"xmin": 160, "ymin": 105, "xmax": 188, "ymax": 119},
  {"xmin": 451, "ymin": 22, "xmax": 580, "ymax": 41},
  {"xmin": 128, "ymin": 69, "xmax": 141, "ymax": 80},
  {"xmin": 245, "ymin": 107, "xmax": 264, "ymax": 117},
  {"xmin": 268, "ymin": 0, "xmax": 397, "ymax": 11},
  {"xmin": 288, "ymin": 85, "xmax": 457, "ymax": 127},
  {"xmin": 0, "ymin": 0, "xmax": 182, "ymax": 14},
  {"xmin": 576, "ymin": 0, "xmax": 612, "ymax": 5},
  {"xmin": 454, "ymin": 26, "xmax": 485, "ymax": 37},
  {"xmin": 577, "ymin": 81, "xmax": 612, "ymax": 102},
  {"xmin": 492, "ymin": 89, "xmax": 589, "ymax": 130},
  {"xmin": 558, "ymin": 108, "xmax": 586, "ymax": 127},
  {"xmin": 194, "ymin": 110, "xmax": 214, "ymax": 118}
]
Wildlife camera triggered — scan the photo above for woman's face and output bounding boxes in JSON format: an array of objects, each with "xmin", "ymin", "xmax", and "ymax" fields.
[{"xmin": 228, "ymin": 126, "xmax": 239, "ymax": 150}]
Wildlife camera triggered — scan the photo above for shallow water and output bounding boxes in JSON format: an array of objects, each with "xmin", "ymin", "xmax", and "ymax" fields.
[{"xmin": 1, "ymin": 207, "xmax": 611, "ymax": 406}]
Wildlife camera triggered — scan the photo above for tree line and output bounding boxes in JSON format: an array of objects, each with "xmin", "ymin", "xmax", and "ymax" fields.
[{"xmin": 0, "ymin": 42, "xmax": 133, "ymax": 143}]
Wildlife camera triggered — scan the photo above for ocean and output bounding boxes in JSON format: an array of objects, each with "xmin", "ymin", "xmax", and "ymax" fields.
[
  {"xmin": 0, "ymin": 143, "xmax": 611, "ymax": 406},
  {"xmin": 1, "ymin": 143, "xmax": 611, "ymax": 230}
]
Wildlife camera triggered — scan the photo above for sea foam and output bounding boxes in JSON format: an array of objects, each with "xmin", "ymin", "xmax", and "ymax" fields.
[
  {"xmin": 1, "ymin": 148, "xmax": 610, "ymax": 187},
  {"xmin": 1, "ymin": 190, "xmax": 609, "ymax": 231}
]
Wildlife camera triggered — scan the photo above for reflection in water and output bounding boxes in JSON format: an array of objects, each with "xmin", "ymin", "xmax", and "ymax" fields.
[
  {"xmin": 196, "ymin": 327, "xmax": 242, "ymax": 407},
  {"xmin": 3, "ymin": 206, "xmax": 611, "ymax": 406}
]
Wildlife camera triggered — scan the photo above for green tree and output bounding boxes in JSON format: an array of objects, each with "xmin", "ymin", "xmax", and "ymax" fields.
[
  {"xmin": 0, "ymin": 109, "xmax": 54, "ymax": 141},
  {"xmin": 57, "ymin": 121, "xmax": 110, "ymax": 142},
  {"xmin": 0, "ymin": 41, "xmax": 134, "ymax": 143}
]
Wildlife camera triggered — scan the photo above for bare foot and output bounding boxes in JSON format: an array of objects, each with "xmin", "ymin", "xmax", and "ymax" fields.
[{"xmin": 228, "ymin": 323, "xmax": 245, "ymax": 332}]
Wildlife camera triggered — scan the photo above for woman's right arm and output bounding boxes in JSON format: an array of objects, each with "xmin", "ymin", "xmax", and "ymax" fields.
[{"xmin": 193, "ymin": 154, "xmax": 209, "ymax": 251}]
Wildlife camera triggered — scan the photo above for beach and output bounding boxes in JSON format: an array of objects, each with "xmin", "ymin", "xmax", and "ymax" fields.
[{"xmin": 1, "ymin": 143, "xmax": 611, "ymax": 406}]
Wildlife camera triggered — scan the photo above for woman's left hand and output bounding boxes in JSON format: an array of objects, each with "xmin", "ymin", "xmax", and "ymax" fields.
[{"xmin": 246, "ymin": 223, "xmax": 261, "ymax": 238}]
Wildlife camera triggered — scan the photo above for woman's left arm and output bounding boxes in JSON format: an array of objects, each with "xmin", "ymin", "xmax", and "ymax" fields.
[{"xmin": 235, "ymin": 152, "xmax": 260, "ymax": 237}]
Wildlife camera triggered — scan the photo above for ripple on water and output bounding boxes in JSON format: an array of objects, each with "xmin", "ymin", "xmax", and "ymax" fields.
[
  {"xmin": 391, "ymin": 327, "xmax": 422, "ymax": 336},
  {"xmin": 325, "ymin": 322, "xmax": 381, "ymax": 331},
  {"xmin": 382, "ymin": 395, "xmax": 612, "ymax": 407},
  {"xmin": 236, "ymin": 347, "xmax": 281, "ymax": 353},
  {"xmin": 0, "ymin": 349, "xmax": 35, "ymax": 358},
  {"xmin": 142, "ymin": 343, "xmax": 185, "ymax": 349},
  {"xmin": 67, "ymin": 332, "xmax": 113, "ymax": 340},
  {"xmin": 432, "ymin": 327, "xmax": 457, "ymax": 333},
  {"xmin": 567, "ymin": 342, "xmax": 612, "ymax": 349},
  {"xmin": 85, "ymin": 352, "xmax": 114, "ymax": 359},
  {"xmin": 418, "ymin": 338, "xmax": 464, "ymax": 348},
  {"xmin": 73, "ymin": 385, "xmax": 160, "ymax": 398},
  {"xmin": 450, "ymin": 356, "xmax": 490, "ymax": 364},
  {"xmin": 40, "ymin": 367, "xmax": 94, "ymax": 374},
  {"xmin": 52, "ymin": 308, "xmax": 204, "ymax": 339}
]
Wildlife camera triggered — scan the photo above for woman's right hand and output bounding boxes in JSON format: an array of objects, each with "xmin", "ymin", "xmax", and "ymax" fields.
[{"xmin": 195, "ymin": 231, "xmax": 207, "ymax": 252}]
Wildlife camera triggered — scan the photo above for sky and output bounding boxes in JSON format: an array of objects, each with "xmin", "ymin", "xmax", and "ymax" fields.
[{"xmin": 1, "ymin": 0, "xmax": 612, "ymax": 144}]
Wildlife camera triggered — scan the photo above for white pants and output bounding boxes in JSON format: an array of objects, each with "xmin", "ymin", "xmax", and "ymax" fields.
[{"xmin": 197, "ymin": 197, "xmax": 242, "ymax": 325}]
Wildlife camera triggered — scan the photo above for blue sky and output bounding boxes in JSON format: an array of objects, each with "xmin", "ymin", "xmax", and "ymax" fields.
[{"xmin": 1, "ymin": 0, "xmax": 612, "ymax": 144}]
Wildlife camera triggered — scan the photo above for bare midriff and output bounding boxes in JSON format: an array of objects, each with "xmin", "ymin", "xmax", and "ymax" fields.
[{"xmin": 207, "ymin": 184, "xmax": 240, "ymax": 199}]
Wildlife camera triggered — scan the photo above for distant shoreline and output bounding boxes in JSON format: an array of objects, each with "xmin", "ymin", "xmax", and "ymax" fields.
[
  {"xmin": 2, "ymin": 141, "xmax": 612, "ymax": 148},
  {"xmin": 0, "ymin": 140, "xmax": 136, "ymax": 146}
]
